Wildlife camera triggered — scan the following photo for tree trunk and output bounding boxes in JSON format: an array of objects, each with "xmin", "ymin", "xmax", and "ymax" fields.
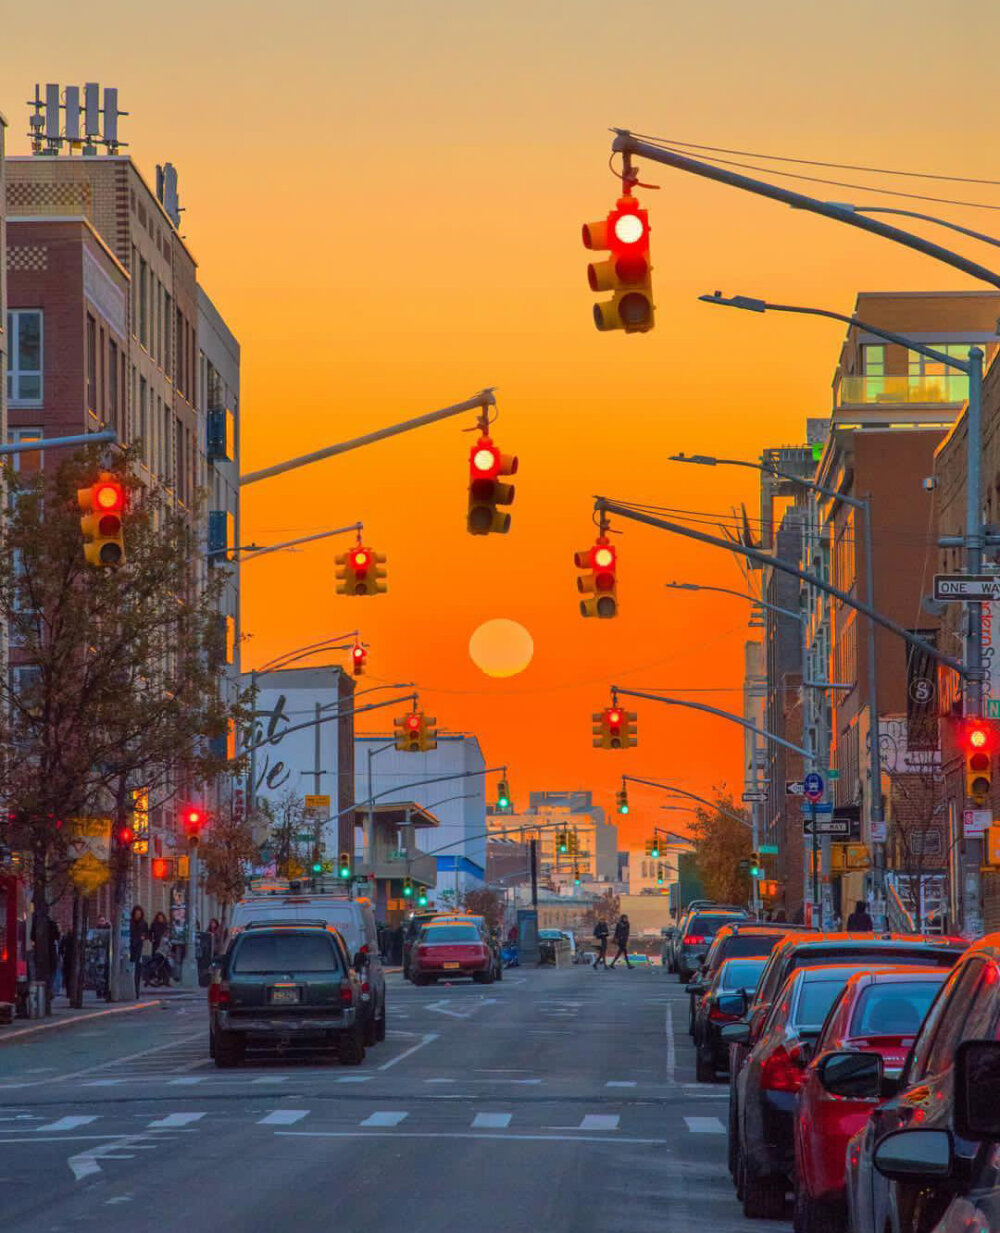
[
  {"xmin": 31, "ymin": 849, "xmax": 52, "ymax": 1017},
  {"xmin": 107, "ymin": 774, "xmax": 133, "ymax": 1002},
  {"xmin": 69, "ymin": 892, "xmax": 86, "ymax": 1010}
]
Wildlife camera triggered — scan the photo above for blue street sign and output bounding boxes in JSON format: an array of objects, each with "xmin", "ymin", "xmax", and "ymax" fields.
[
  {"xmin": 812, "ymin": 802, "xmax": 833, "ymax": 814},
  {"xmin": 803, "ymin": 772, "xmax": 824, "ymax": 803}
]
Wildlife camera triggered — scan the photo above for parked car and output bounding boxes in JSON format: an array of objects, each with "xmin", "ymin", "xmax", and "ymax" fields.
[
  {"xmin": 402, "ymin": 910, "xmax": 441, "ymax": 980},
  {"xmin": 225, "ymin": 890, "xmax": 386, "ymax": 1045},
  {"xmin": 793, "ymin": 967, "xmax": 947, "ymax": 1233},
  {"xmin": 676, "ymin": 909, "xmax": 750, "ymax": 983},
  {"xmin": 724, "ymin": 933, "xmax": 967, "ymax": 1183},
  {"xmin": 431, "ymin": 914, "xmax": 503, "ymax": 980},
  {"xmin": 692, "ymin": 956, "xmax": 768, "ymax": 1081},
  {"xmin": 686, "ymin": 923, "xmax": 816, "ymax": 1034},
  {"xmin": 730, "ymin": 964, "xmax": 872, "ymax": 1219},
  {"xmin": 844, "ymin": 935, "xmax": 1000, "ymax": 1233},
  {"xmin": 409, "ymin": 921, "xmax": 496, "ymax": 984},
  {"xmin": 208, "ymin": 923, "xmax": 366, "ymax": 1067}
]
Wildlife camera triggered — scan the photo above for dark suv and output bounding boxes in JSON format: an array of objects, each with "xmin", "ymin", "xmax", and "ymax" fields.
[
  {"xmin": 208, "ymin": 923, "xmax": 366, "ymax": 1067},
  {"xmin": 676, "ymin": 909, "xmax": 750, "ymax": 982}
]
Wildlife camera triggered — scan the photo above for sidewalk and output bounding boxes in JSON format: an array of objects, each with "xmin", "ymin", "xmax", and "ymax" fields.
[{"xmin": 0, "ymin": 985, "xmax": 200, "ymax": 1045}]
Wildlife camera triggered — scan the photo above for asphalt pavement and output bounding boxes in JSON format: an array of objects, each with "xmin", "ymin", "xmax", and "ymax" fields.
[{"xmin": 0, "ymin": 964, "xmax": 789, "ymax": 1232}]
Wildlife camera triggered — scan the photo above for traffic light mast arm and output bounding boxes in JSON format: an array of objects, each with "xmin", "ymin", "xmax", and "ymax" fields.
[
  {"xmin": 597, "ymin": 499, "xmax": 962, "ymax": 676},
  {"xmin": 217, "ymin": 523, "xmax": 364, "ymax": 562},
  {"xmin": 0, "ymin": 429, "xmax": 118, "ymax": 456},
  {"xmin": 240, "ymin": 389, "xmax": 496, "ymax": 487},
  {"xmin": 622, "ymin": 774, "xmax": 752, "ymax": 829},
  {"xmin": 256, "ymin": 633, "xmax": 362, "ymax": 674},
  {"xmin": 610, "ymin": 132, "xmax": 1000, "ymax": 292},
  {"xmin": 611, "ymin": 686, "xmax": 814, "ymax": 760},
  {"xmin": 323, "ymin": 765, "xmax": 511, "ymax": 825}
]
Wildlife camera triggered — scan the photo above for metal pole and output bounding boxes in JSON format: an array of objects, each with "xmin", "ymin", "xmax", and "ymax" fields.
[
  {"xmin": 963, "ymin": 348, "xmax": 985, "ymax": 937},
  {"xmin": 811, "ymin": 806, "xmax": 819, "ymax": 923},
  {"xmin": 530, "ymin": 839, "xmax": 538, "ymax": 908},
  {"xmin": 240, "ymin": 390, "xmax": 495, "ymax": 486},
  {"xmin": 183, "ymin": 840, "xmax": 199, "ymax": 989},
  {"xmin": 862, "ymin": 497, "xmax": 887, "ymax": 928}
]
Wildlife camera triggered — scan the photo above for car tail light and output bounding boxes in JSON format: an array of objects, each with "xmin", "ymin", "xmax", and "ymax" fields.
[
  {"xmin": 208, "ymin": 982, "xmax": 230, "ymax": 1008},
  {"xmin": 760, "ymin": 1044, "xmax": 807, "ymax": 1092},
  {"xmin": 362, "ymin": 980, "xmax": 370, "ymax": 994},
  {"xmin": 684, "ymin": 935, "xmax": 706, "ymax": 946},
  {"xmin": 339, "ymin": 980, "xmax": 354, "ymax": 1007}
]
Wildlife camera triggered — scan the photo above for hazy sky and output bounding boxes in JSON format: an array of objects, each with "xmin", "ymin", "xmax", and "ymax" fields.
[{"xmin": 4, "ymin": 1, "xmax": 1000, "ymax": 836}]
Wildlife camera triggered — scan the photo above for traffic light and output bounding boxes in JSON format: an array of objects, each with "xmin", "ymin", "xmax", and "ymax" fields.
[
  {"xmin": 575, "ymin": 537, "xmax": 618, "ymax": 618},
  {"xmin": 650, "ymin": 838, "xmax": 660, "ymax": 859},
  {"xmin": 117, "ymin": 824, "xmax": 135, "ymax": 847},
  {"xmin": 557, "ymin": 831, "xmax": 569, "ymax": 855},
  {"xmin": 616, "ymin": 788, "xmax": 629, "ymax": 815},
  {"xmin": 335, "ymin": 546, "xmax": 387, "ymax": 596},
  {"xmin": 338, "ymin": 851, "xmax": 351, "ymax": 879},
  {"xmin": 583, "ymin": 194, "xmax": 655, "ymax": 333},
  {"xmin": 181, "ymin": 806, "xmax": 206, "ymax": 839},
  {"xmin": 593, "ymin": 706, "xmax": 637, "ymax": 750},
  {"xmin": 963, "ymin": 719, "xmax": 996, "ymax": 805},
  {"xmin": 497, "ymin": 779, "xmax": 511, "ymax": 810},
  {"xmin": 77, "ymin": 474, "xmax": 126, "ymax": 567},
  {"xmin": 467, "ymin": 435, "xmax": 518, "ymax": 535},
  {"xmin": 417, "ymin": 885, "xmax": 429, "ymax": 907},
  {"xmin": 573, "ymin": 867, "xmax": 581, "ymax": 886},
  {"xmin": 656, "ymin": 864, "xmax": 664, "ymax": 887},
  {"xmin": 402, "ymin": 876, "xmax": 414, "ymax": 899},
  {"xmin": 351, "ymin": 641, "xmax": 367, "ymax": 676},
  {"xmin": 749, "ymin": 851, "xmax": 761, "ymax": 878},
  {"xmin": 312, "ymin": 848, "xmax": 324, "ymax": 875},
  {"xmin": 394, "ymin": 710, "xmax": 438, "ymax": 752},
  {"xmin": 151, "ymin": 857, "xmax": 173, "ymax": 880}
]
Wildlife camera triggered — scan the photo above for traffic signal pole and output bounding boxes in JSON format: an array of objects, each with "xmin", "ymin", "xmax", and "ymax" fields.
[
  {"xmin": 240, "ymin": 390, "xmax": 496, "ymax": 486},
  {"xmin": 623, "ymin": 775, "xmax": 753, "ymax": 829}
]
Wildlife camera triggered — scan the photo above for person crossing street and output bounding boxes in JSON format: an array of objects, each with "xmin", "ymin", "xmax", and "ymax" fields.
[
  {"xmin": 592, "ymin": 918, "xmax": 609, "ymax": 968},
  {"xmin": 608, "ymin": 914, "xmax": 632, "ymax": 969}
]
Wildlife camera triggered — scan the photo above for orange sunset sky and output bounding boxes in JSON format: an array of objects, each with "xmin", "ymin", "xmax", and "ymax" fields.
[{"xmin": 3, "ymin": 1, "xmax": 1000, "ymax": 843}]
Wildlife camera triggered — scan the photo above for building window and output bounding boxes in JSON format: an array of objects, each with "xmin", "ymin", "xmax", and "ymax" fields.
[
  {"xmin": 139, "ymin": 258, "xmax": 148, "ymax": 348},
  {"xmin": 139, "ymin": 377, "xmax": 147, "ymax": 460},
  {"xmin": 8, "ymin": 428, "xmax": 43, "ymax": 476},
  {"xmin": 109, "ymin": 340, "xmax": 119, "ymax": 433},
  {"xmin": 7, "ymin": 310, "xmax": 43, "ymax": 404},
  {"xmin": 86, "ymin": 315, "xmax": 97, "ymax": 413}
]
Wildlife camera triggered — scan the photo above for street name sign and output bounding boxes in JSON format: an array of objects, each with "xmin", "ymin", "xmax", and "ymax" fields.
[
  {"xmin": 803, "ymin": 817, "xmax": 850, "ymax": 836},
  {"xmin": 811, "ymin": 802, "xmax": 834, "ymax": 814},
  {"xmin": 933, "ymin": 574, "xmax": 1000, "ymax": 602},
  {"xmin": 759, "ymin": 844, "xmax": 779, "ymax": 855}
]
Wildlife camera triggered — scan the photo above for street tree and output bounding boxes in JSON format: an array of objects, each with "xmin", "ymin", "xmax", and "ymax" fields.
[
  {"xmin": 0, "ymin": 448, "xmax": 249, "ymax": 1001},
  {"xmin": 688, "ymin": 792, "xmax": 752, "ymax": 905},
  {"xmin": 199, "ymin": 801, "xmax": 260, "ymax": 925}
]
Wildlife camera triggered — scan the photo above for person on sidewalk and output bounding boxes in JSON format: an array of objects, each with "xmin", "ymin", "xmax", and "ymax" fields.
[
  {"xmin": 592, "ymin": 919, "xmax": 609, "ymax": 968},
  {"xmin": 846, "ymin": 900, "xmax": 874, "ymax": 931},
  {"xmin": 129, "ymin": 905, "xmax": 149, "ymax": 998},
  {"xmin": 609, "ymin": 915, "xmax": 632, "ymax": 969},
  {"xmin": 58, "ymin": 928, "xmax": 76, "ymax": 1001}
]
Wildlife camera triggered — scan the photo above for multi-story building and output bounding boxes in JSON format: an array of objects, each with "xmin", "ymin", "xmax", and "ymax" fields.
[{"xmin": 487, "ymin": 791, "xmax": 617, "ymax": 886}]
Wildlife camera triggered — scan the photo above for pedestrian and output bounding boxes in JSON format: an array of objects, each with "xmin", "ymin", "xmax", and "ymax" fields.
[
  {"xmin": 609, "ymin": 914, "xmax": 632, "ymax": 969},
  {"xmin": 592, "ymin": 918, "xmax": 609, "ymax": 968},
  {"xmin": 58, "ymin": 928, "xmax": 76, "ymax": 1001},
  {"xmin": 129, "ymin": 905, "xmax": 149, "ymax": 998},
  {"xmin": 48, "ymin": 920, "xmax": 61, "ymax": 996},
  {"xmin": 846, "ymin": 899, "xmax": 874, "ymax": 932},
  {"xmin": 207, "ymin": 917, "xmax": 221, "ymax": 957},
  {"xmin": 150, "ymin": 910, "xmax": 170, "ymax": 958}
]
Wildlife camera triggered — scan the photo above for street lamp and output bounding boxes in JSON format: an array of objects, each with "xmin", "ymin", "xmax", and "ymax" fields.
[{"xmin": 666, "ymin": 579, "xmax": 805, "ymax": 624}]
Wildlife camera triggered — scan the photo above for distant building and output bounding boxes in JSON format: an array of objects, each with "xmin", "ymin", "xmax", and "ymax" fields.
[{"xmin": 488, "ymin": 790, "xmax": 618, "ymax": 885}]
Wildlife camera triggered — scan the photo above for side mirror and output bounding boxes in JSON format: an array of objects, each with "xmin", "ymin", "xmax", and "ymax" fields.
[
  {"xmin": 818, "ymin": 1051, "xmax": 883, "ymax": 1099},
  {"xmin": 687, "ymin": 981, "xmax": 706, "ymax": 997},
  {"xmin": 956, "ymin": 1039, "xmax": 1000, "ymax": 1139},
  {"xmin": 716, "ymin": 993, "xmax": 746, "ymax": 1018},
  {"xmin": 873, "ymin": 1129, "xmax": 952, "ymax": 1182},
  {"xmin": 720, "ymin": 1022, "xmax": 751, "ymax": 1045}
]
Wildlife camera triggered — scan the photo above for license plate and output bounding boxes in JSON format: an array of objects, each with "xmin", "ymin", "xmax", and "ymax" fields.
[
  {"xmin": 270, "ymin": 985, "xmax": 299, "ymax": 1005},
  {"xmin": 442, "ymin": 962, "xmax": 460, "ymax": 970}
]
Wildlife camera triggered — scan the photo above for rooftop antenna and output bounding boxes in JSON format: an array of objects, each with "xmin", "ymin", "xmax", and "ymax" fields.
[{"xmin": 27, "ymin": 82, "xmax": 127, "ymax": 156}]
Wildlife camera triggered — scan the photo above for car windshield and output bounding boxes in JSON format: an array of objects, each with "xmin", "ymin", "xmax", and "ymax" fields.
[
  {"xmin": 849, "ymin": 981, "xmax": 943, "ymax": 1036},
  {"xmin": 232, "ymin": 933, "xmax": 339, "ymax": 974},
  {"xmin": 794, "ymin": 977, "xmax": 849, "ymax": 1029},
  {"xmin": 421, "ymin": 925, "xmax": 480, "ymax": 943},
  {"xmin": 718, "ymin": 959, "xmax": 766, "ymax": 990},
  {"xmin": 790, "ymin": 947, "xmax": 959, "ymax": 976},
  {"xmin": 688, "ymin": 914, "xmax": 743, "ymax": 938},
  {"xmin": 720, "ymin": 935, "xmax": 784, "ymax": 960}
]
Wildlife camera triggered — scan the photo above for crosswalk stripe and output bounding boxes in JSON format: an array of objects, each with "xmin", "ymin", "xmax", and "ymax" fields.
[
  {"xmin": 34, "ymin": 1116, "xmax": 98, "ymax": 1132},
  {"xmin": 335, "ymin": 1075, "xmax": 372, "ymax": 1084},
  {"xmin": 147, "ymin": 1113, "xmax": 206, "ymax": 1129},
  {"xmin": 360, "ymin": 1111, "xmax": 408, "ymax": 1127},
  {"xmin": 251, "ymin": 1075, "xmax": 290, "ymax": 1085},
  {"xmin": 605, "ymin": 1081, "xmax": 637, "ymax": 1088},
  {"xmin": 579, "ymin": 1114, "xmax": 619, "ymax": 1131},
  {"xmin": 258, "ymin": 1109, "xmax": 309, "ymax": 1126},
  {"xmin": 684, "ymin": 1116, "xmax": 726, "ymax": 1134},
  {"xmin": 168, "ymin": 1077, "xmax": 206, "ymax": 1086},
  {"xmin": 472, "ymin": 1113, "xmax": 511, "ymax": 1129}
]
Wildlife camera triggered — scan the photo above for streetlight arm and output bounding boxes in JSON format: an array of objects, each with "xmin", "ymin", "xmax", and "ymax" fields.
[
  {"xmin": 839, "ymin": 205, "xmax": 1000, "ymax": 251},
  {"xmin": 227, "ymin": 523, "xmax": 363, "ymax": 562},
  {"xmin": 597, "ymin": 497, "xmax": 964, "ymax": 676},
  {"xmin": 623, "ymin": 774, "xmax": 752, "ymax": 830},
  {"xmin": 246, "ymin": 692, "xmax": 417, "ymax": 753},
  {"xmin": 611, "ymin": 132, "xmax": 1000, "ymax": 291},
  {"xmin": 611, "ymin": 685, "xmax": 813, "ymax": 760}
]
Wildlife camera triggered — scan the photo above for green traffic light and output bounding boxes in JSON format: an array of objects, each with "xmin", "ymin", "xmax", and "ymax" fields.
[
  {"xmin": 650, "ymin": 847, "xmax": 660, "ymax": 859},
  {"xmin": 498, "ymin": 796, "xmax": 509, "ymax": 809},
  {"xmin": 312, "ymin": 861, "xmax": 324, "ymax": 874},
  {"xmin": 338, "ymin": 864, "xmax": 351, "ymax": 879},
  {"xmin": 620, "ymin": 803, "xmax": 629, "ymax": 814},
  {"xmin": 403, "ymin": 883, "xmax": 413, "ymax": 897},
  {"xmin": 417, "ymin": 889, "xmax": 428, "ymax": 906}
]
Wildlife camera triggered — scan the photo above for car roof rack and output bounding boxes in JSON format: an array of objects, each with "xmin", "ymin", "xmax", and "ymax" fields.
[{"xmin": 244, "ymin": 918, "xmax": 330, "ymax": 930}]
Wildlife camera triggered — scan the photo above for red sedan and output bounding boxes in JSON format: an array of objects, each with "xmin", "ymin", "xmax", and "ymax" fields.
[
  {"xmin": 409, "ymin": 922, "xmax": 495, "ymax": 985},
  {"xmin": 793, "ymin": 966, "xmax": 947, "ymax": 1233}
]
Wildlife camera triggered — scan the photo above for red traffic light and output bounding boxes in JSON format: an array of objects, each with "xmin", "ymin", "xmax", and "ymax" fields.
[
  {"xmin": 608, "ymin": 709, "xmax": 622, "ymax": 726},
  {"xmin": 963, "ymin": 721, "xmax": 996, "ymax": 752},
  {"xmin": 406, "ymin": 715, "xmax": 421, "ymax": 731},
  {"xmin": 94, "ymin": 480, "xmax": 124, "ymax": 513},
  {"xmin": 118, "ymin": 825, "xmax": 135, "ymax": 846},
  {"xmin": 182, "ymin": 807, "xmax": 206, "ymax": 836},
  {"xmin": 152, "ymin": 857, "xmax": 169, "ymax": 879}
]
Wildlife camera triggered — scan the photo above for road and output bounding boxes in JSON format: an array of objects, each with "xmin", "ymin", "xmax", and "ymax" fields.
[{"xmin": 0, "ymin": 965, "xmax": 788, "ymax": 1232}]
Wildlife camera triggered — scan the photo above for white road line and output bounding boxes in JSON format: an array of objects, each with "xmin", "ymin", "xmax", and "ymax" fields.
[
  {"xmin": 35, "ymin": 1116, "xmax": 99, "ymax": 1132},
  {"xmin": 666, "ymin": 1004, "xmax": 676, "ymax": 1084},
  {"xmin": 606, "ymin": 1081, "xmax": 637, "ymax": 1088},
  {"xmin": 425, "ymin": 1078, "xmax": 456, "ymax": 1084},
  {"xmin": 579, "ymin": 1114, "xmax": 620, "ymax": 1131},
  {"xmin": 68, "ymin": 1133, "xmax": 151, "ymax": 1181},
  {"xmin": 146, "ymin": 1113, "xmax": 206, "ymax": 1129},
  {"xmin": 335, "ymin": 1075, "xmax": 373, "ymax": 1083},
  {"xmin": 378, "ymin": 1032, "xmax": 439, "ymax": 1071},
  {"xmin": 168, "ymin": 1077, "xmax": 206, "ymax": 1086},
  {"xmin": 684, "ymin": 1116, "xmax": 726, "ymax": 1134},
  {"xmin": 360, "ymin": 1111, "xmax": 408, "ymax": 1127},
  {"xmin": 258, "ymin": 1110, "xmax": 309, "ymax": 1126},
  {"xmin": 84, "ymin": 1079, "xmax": 125, "ymax": 1087},
  {"xmin": 472, "ymin": 1113, "xmax": 512, "ymax": 1129},
  {"xmin": 44, "ymin": 1029, "xmax": 206, "ymax": 1086},
  {"xmin": 251, "ymin": 1075, "xmax": 290, "ymax": 1085},
  {"xmin": 278, "ymin": 1130, "xmax": 666, "ymax": 1145}
]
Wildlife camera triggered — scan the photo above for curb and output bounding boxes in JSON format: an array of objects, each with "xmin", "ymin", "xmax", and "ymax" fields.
[{"xmin": 0, "ymin": 999, "xmax": 163, "ymax": 1045}]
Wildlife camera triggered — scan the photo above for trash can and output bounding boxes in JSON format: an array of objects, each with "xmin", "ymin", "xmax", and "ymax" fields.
[{"xmin": 26, "ymin": 980, "xmax": 46, "ymax": 1019}]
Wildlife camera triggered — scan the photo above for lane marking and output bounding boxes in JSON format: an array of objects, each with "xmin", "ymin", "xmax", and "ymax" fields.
[
  {"xmin": 665, "ymin": 1004, "xmax": 676, "ymax": 1084},
  {"xmin": 35, "ymin": 1116, "xmax": 99, "ymax": 1132},
  {"xmin": 258, "ymin": 1110, "xmax": 309, "ymax": 1126},
  {"xmin": 68, "ymin": 1132, "xmax": 151, "ymax": 1181},
  {"xmin": 278, "ymin": 1130, "xmax": 667, "ymax": 1145},
  {"xmin": 146, "ymin": 1113, "xmax": 206, "ymax": 1129},
  {"xmin": 40, "ymin": 1029, "xmax": 206, "ymax": 1086},
  {"xmin": 168, "ymin": 1077, "xmax": 206, "ymax": 1086},
  {"xmin": 83, "ymin": 1079, "xmax": 125, "ymax": 1087},
  {"xmin": 472, "ymin": 1113, "xmax": 512, "ymax": 1129},
  {"xmin": 579, "ymin": 1115, "xmax": 619, "ymax": 1131},
  {"xmin": 606, "ymin": 1081, "xmax": 637, "ymax": 1088},
  {"xmin": 684, "ymin": 1116, "xmax": 725, "ymax": 1134},
  {"xmin": 378, "ymin": 1032, "xmax": 439, "ymax": 1072},
  {"xmin": 335, "ymin": 1075, "xmax": 373, "ymax": 1083},
  {"xmin": 360, "ymin": 1111, "xmax": 408, "ymax": 1127},
  {"xmin": 251, "ymin": 1075, "xmax": 290, "ymax": 1085}
]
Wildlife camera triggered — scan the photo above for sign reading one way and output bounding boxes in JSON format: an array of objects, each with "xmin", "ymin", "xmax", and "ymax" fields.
[{"xmin": 933, "ymin": 574, "xmax": 1000, "ymax": 602}]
